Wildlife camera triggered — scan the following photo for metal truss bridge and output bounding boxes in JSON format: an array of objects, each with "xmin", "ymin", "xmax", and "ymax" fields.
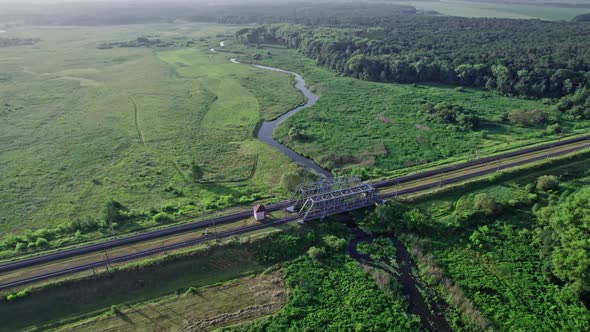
[{"xmin": 290, "ymin": 176, "xmax": 380, "ymax": 221}]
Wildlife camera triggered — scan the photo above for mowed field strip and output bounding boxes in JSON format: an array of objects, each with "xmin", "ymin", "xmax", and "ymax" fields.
[{"xmin": 55, "ymin": 271, "xmax": 287, "ymax": 332}]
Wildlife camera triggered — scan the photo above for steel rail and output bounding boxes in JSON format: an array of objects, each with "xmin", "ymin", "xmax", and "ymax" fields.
[{"xmin": 0, "ymin": 135, "xmax": 588, "ymax": 284}]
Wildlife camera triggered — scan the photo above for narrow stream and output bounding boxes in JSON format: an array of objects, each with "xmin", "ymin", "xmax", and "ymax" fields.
[
  {"xmin": 230, "ymin": 58, "xmax": 332, "ymax": 178},
  {"xmin": 348, "ymin": 228, "xmax": 453, "ymax": 332}
]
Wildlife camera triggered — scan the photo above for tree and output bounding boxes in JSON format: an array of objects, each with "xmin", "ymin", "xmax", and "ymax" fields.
[
  {"xmin": 537, "ymin": 186, "xmax": 590, "ymax": 296},
  {"xmin": 308, "ymin": 246, "xmax": 326, "ymax": 262},
  {"xmin": 474, "ymin": 193, "xmax": 501, "ymax": 216},
  {"xmin": 536, "ymin": 175, "xmax": 559, "ymax": 191}
]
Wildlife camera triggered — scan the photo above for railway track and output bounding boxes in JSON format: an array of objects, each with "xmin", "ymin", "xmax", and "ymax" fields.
[{"xmin": 1, "ymin": 134, "xmax": 589, "ymax": 290}]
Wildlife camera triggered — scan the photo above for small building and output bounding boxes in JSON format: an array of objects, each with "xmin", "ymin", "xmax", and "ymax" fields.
[{"xmin": 253, "ymin": 204, "xmax": 266, "ymax": 221}]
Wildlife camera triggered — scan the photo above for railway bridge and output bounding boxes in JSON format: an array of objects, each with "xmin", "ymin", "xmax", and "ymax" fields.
[{"xmin": 289, "ymin": 176, "xmax": 381, "ymax": 221}]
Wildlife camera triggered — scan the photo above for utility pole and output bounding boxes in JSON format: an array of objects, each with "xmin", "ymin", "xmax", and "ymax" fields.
[{"xmin": 104, "ymin": 251, "xmax": 111, "ymax": 273}]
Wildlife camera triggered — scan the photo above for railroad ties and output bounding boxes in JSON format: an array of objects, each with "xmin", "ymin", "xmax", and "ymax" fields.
[{"xmin": 289, "ymin": 176, "xmax": 379, "ymax": 222}]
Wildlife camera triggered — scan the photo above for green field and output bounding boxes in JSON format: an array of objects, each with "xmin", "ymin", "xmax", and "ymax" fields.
[
  {"xmin": 384, "ymin": 159, "xmax": 590, "ymax": 331},
  {"xmin": 407, "ymin": 1, "xmax": 584, "ymax": 20},
  {"xmin": 0, "ymin": 24, "xmax": 305, "ymax": 240},
  {"xmin": 228, "ymin": 45, "xmax": 587, "ymax": 175}
]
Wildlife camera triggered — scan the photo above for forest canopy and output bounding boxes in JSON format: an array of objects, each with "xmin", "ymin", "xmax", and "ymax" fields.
[{"xmin": 236, "ymin": 17, "xmax": 590, "ymax": 100}]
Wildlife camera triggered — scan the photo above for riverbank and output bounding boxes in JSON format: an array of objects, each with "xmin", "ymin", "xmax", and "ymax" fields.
[{"xmin": 230, "ymin": 57, "xmax": 332, "ymax": 178}]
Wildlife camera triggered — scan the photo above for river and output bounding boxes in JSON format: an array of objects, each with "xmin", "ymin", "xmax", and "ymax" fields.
[{"xmin": 230, "ymin": 58, "xmax": 332, "ymax": 178}]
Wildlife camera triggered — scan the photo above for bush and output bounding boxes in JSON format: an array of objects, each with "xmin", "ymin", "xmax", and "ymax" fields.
[
  {"xmin": 35, "ymin": 238, "xmax": 49, "ymax": 248},
  {"xmin": 536, "ymin": 175, "xmax": 559, "ymax": 191},
  {"xmin": 323, "ymin": 235, "xmax": 346, "ymax": 252},
  {"xmin": 474, "ymin": 193, "xmax": 501, "ymax": 216},
  {"xmin": 110, "ymin": 305, "xmax": 121, "ymax": 315},
  {"xmin": 545, "ymin": 123, "xmax": 563, "ymax": 135},
  {"xmin": 15, "ymin": 242, "xmax": 26, "ymax": 252},
  {"xmin": 308, "ymin": 246, "xmax": 326, "ymax": 262},
  {"xmin": 153, "ymin": 212, "xmax": 175, "ymax": 224},
  {"xmin": 184, "ymin": 287, "xmax": 198, "ymax": 296},
  {"xmin": 508, "ymin": 109, "xmax": 547, "ymax": 127}
]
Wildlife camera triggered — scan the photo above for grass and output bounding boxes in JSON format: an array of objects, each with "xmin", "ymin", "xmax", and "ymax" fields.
[
  {"xmin": 0, "ymin": 244, "xmax": 268, "ymax": 331},
  {"xmin": 0, "ymin": 24, "xmax": 306, "ymax": 243},
  {"xmin": 410, "ymin": 1, "xmax": 584, "ymax": 21},
  {"xmin": 229, "ymin": 45, "xmax": 589, "ymax": 174},
  {"xmin": 55, "ymin": 271, "xmax": 286, "ymax": 332},
  {"xmin": 0, "ymin": 215, "xmax": 340, "ymax": 331},
  {"xmin": 394, "ymin": 157, "xmax": 590, "ymax": 330}
]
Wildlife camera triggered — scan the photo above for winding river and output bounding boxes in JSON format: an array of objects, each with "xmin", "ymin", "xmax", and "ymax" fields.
[{"xmin": 231, "ymin": 58, "xmax": 332, "ymax": 178}]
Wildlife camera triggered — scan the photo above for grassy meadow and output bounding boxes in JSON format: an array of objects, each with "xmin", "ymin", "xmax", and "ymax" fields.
[
  {"xmin": 0, "ymin": 24, "xmax": 306, "ymax": 241},
  {"xmin": 228, "ymin": 45, "xmax": 589, "ymax": 175},
  {"xmin": 408, "ymin": 1, "xmax": 584, "ymax": 20}
]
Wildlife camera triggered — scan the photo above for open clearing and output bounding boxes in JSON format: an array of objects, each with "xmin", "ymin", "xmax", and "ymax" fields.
[
  {"xmin": 0, "ymin": 24, "xmax": 304, "ymax": 238},
  {"xmin": 0, "ymin": 244, "xmax": 275, "ymax": 331},
  {"xmin": 55, "ymin": 271, "xmax": 286, "ymax": 332},
  {"xmin": 407, "ymin": 1, "xmax": 584, "ymax": 20},
  {"xmin": 229, "ymin": 45, "xmax": 590, "ymax": 174}
]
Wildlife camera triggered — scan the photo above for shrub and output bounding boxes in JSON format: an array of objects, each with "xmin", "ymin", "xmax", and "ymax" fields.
[
  {"xmin": 35, "ymin": 238, "xmax": 49, "ymax": 248},
  {"xmin": 185, "ymin": 287, "xmax": 198, "ymax": 296},
  {"xmin": 14, "ymin": 242, "xmax": 26, "ymax": 252},
  {"xmin": 323, "ymin": 235, "xmax": 346, "ymax": 252},
  {"xmin": 545, "ymin": 123, "xmax": 563, "ymax": 135},
  {"xmin": 507, "ymin": 109, "xmax": 547, "ymax": 127},
  {"xmin": 308, "ymin": 246, "xmax": 326, "ymax": 262},
  {"xmin": 110, "ymin": 305, "xmax": 121, "ymax": 315},
  {"xmin": 536, "ymin": 175, "xmax": 559, "ymax": 191},
  {"xmin": 474, "ymin": 193, "xmax": 501, "ymax": 216},
  {"xmin": 153, "ymin": 212, "xmax": 175, "ymax": 224},
  {"xmin": 6, "ymin": 294, "xmax": 16, "ymax": 301}
]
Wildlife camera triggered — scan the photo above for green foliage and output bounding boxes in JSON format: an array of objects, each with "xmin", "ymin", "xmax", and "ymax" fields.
[
  {"xmin": 357, "ymin": 238, "xmax": 396, "ymax": 260},
  {"xmin": 246, "ymin": 47, "xmax": 575, "ymax": 173},
  {"xmin": 555, "ymin": 87, "xmax": 590, "ymax": 120},
  {"xmin": 190, "ymin": 163, "xmax": 204, "ymax": 182},
  {"xmin": 507, "ymin": 109, "xmax": 547, "ymax": 127},
  {"xmin": 104, "ymin": 199, "xmax": 129, "ymax": 223},
  {"xmin": 237, "ymin": 20, "xmax": 590, "ymax": 99},
  {"xmin": 536, "ymin": 175, "xmax": 559, "ymax": 191},
  {"xmin": 152, "ymin": 212, "xmax": 175, "ymax": 224},
  {"xmin": 238, "ymin": 255, "xmax": 420, "ymax": 331},
  {"xmin": 362, "ymin": 202, "xmax": 410, "ymax": 233},
  {"xmin": 184, "ymin": 287, "xmax": 198, "ymax": 296},
  {"xmin": 421, "ymin": 102, "xmax": 480, "ymax": 131},
  {"xmin": 474, "ymin": 193, "xmax": 501, "ymax": 216},
  {"xmin": 110, "ymin": 305, "xmax": 121, "ymax": 315},
  {"xmin": 307, "ymin": 246, "xmax": 326, "ymax": 263},
  {"xmin": 280, "ymin": 166, "xmax": 318, "ymax": 193},
  {"xmin": 322, "ymin": 235, "xmax": 346, "ymax": 252},
  {"xmin": 5, "ymin": 289, "xmax": 30, "ymax": 302},
  {"xmin": 537, "ymin": 186, "xmax": 590, "ymax": 296},
  {"xmin": 252, "ymin": 232, "xmax": 315, "ymax": 265}
]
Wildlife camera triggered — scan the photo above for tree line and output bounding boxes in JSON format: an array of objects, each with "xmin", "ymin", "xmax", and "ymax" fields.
[
  {"xmin": 0, "ymin": 38, "xmax": 39, "ymax": 48},
  {"xmin": 236, "ymin": 17, "xmax": 590, "ymax": 101}
]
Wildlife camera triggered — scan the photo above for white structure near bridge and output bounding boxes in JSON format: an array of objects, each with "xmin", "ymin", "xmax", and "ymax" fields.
[{"xmin": 253, "ymin": 204, "xmax": 266, "ymax": 221}]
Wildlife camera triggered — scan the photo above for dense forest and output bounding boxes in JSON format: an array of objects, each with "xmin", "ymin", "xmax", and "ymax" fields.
[
  {"xmin": 573, "ymin": 13, "xmax": 590, "ymax": 22},
  {"xmin": 236, "ymin": 17, "xmax": 590, "ymax": 104}
]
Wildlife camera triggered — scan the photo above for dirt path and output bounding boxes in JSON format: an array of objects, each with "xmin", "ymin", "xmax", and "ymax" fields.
[{"xmin": 348, "ymin": 229, "xmax": 453, "ymax": 332}]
